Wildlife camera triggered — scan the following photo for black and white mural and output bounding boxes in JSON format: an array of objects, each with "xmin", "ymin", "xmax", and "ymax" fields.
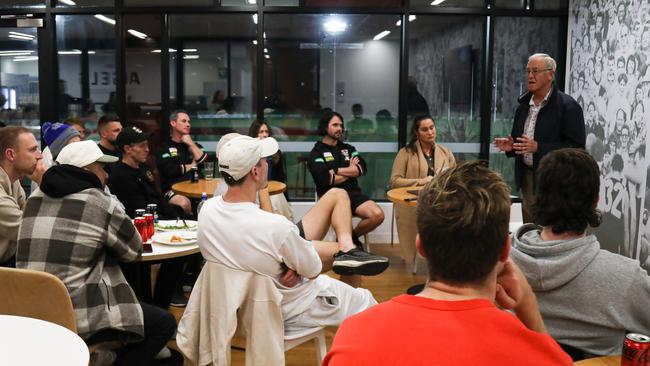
[{"xmin": 568, "ymin": 0, "xmax": 650, "ymax": 270}]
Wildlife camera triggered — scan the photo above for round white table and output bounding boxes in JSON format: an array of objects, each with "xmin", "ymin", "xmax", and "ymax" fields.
[
  {"xmin": 141, "ymin": 241, "xmax": 200, "ymax": 262},
  {"xmin": 0, "ymin": 315, "xmax": 89, "ymax": 366}
]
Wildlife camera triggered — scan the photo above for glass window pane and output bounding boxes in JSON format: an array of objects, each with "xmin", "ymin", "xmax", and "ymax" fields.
[
  {"xmin": 494, "ymin": 0, "xmax": 525, "ymax": 9},
  {"xmin": 0, "ymin": 28, "xmax": 40, "ymax": 140},
  {"xmin": 56, "ymin": 14, "xmax": 116, "ymax": 142},
  {"xmin": 169, "ymin": 14, "xmax": 257, "ymax": 158},
  {"xmin": 124, "ymin": 14, "xmax": 162, "ymax": 140},
  {"xmin": 56, "ymin": 0, "xmax": 114, "ymax": 6},
  {"xmin": 0, "ymin": 1, "xmax": 45, "ymax": 8},
  {"xmin": 264, "ymin": 14, "xmax": 400, "ymax": 200},
  {"xmin": 535, "ymin": 0, "xmax": 567, "ymax": 10},
  {"xmin": 489, "ymin": 17, "xmax": 561, "ymax": 190},
  {"xmin": 265, "ymin": 0, "xmax": 400, "ymax": 7},
  {"xmin": 410, "ymin": 0, "xmax": 484, "ymax": 7},
  {"xmin": 408, "ymin": 15, "xmax": 483, "ymax": 165}
]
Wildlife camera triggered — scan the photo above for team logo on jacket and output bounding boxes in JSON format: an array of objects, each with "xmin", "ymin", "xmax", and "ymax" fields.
[
  {"xmin": 146, "ymin": 170, "xmax": 155, "ymax": 183},
  {"xmin": 169, "ymin": 147, "xmax": 178, "ymax": 157},
  {"xmin": 341, "ymin": 149, "xmax": 350, "ymax": 161},
  {"xmin": 323, "ymin": 152, "xmax": 335, "ymax": 162}
]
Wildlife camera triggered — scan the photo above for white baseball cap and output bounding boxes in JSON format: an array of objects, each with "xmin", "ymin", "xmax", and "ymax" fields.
[
  {"xmin": 215, "ymin": 132, "xmax": 242, "ymax": 157},
  {"xmin": 56, "ymin": 140, "xmax": 119, "ymax": 168},
  {"xmin": 218, "ymin": 135, "xmax": 278, "ymax": 181}
]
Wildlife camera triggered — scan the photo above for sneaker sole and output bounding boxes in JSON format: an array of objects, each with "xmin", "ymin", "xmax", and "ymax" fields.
[{"xmin": 332, "ymin": 260, "xmax": 389, "ymax": 276}]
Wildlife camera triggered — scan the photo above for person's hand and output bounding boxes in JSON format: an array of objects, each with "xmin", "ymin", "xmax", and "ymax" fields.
[
  {"xmin": 495, "ymin": 259, "xmax": 531, "ymax": 310},
  {"xmin": 279, "ymin": 264, "xmax": 301, "ymax": 287},
  {"xmin": 180, "ymin": 134, "xmax": 195, "ymax": 146},
  {"xmin": 493, "ymin": 136, "xmax": 514, "ymax": 153},
  {"xmin": 350, "ymin": 156, "xmax": 360, "ymax": 167},
  {"xmin": 28, "ymin": 160, "xmax": 47, "ymax": 185},
  {"xmin": 513, "ymin": 136, "xmax": 538, "ymax": 154},
  {"xmin": 417, "ymin": 176, "xmax": 433, "ymax": 185}
]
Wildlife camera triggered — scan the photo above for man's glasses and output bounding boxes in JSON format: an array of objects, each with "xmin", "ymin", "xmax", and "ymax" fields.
[{"xmin": 526, "ymin": 68, "xmax": 553, "ymax": 75}]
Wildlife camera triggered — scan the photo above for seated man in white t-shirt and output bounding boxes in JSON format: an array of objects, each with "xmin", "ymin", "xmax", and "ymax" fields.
[
  {"xmin": 213, "ymin": 133, "xmax": 389, "ymax": 283},
  {"xmin": 198, "ymin": 135, "xmax": 379, "ymax": 330}
]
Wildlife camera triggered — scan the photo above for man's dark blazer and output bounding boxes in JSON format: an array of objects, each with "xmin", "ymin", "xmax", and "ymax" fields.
[{"xmin": 507, "ymin": 86, "xmax": 586, "ymax": 190}]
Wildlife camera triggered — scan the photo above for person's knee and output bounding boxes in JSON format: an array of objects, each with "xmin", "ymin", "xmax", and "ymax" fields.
[
  {"xmin": 170, "ymin": 194, "xmax": 192, "ymax": 214},
  {"xmin": 370, "ymin": 206, "xmax": 385, "ymax": 224}
]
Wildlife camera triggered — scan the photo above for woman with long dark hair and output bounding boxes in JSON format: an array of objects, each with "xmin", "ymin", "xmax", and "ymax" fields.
[
  {"xmin": 248, "ymin": 119, "xmax": 286, "ymax": 183},
  {"xmin": 390, "ymin": 115, "xmax": 455, "ymax": 266}
]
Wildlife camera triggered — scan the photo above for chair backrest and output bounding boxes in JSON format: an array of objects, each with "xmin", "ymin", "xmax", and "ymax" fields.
[
  {"xmin": 177, "ymin": 261, "xmax": 285, "ymax": 366},
  {"xmin": 0, "ymin": 267, "xmax": 77, "ymax": 333}
]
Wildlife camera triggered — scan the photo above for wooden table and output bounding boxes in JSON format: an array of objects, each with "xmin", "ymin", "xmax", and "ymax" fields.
[
  {"xmin": 386, "ymin": 186, "xmax": 422, "ymax": 207},
  {"xmin": 172, "ymin": 179, "xmax": 287, "ymax": 198},
  {"xmin": 574, "ymin": 355, "xmax": 620, "ymax": 365},
  {"xmin": 0, "ymin": 315, "xmax": 89, "ymax": 366}
]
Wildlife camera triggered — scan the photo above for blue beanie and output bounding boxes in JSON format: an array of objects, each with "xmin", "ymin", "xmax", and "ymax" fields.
[{"xmin": 43, "ymin": 122, "xmax": 81, "ymax": 159}]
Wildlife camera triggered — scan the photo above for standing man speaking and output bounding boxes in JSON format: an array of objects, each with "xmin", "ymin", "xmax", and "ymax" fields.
[{"xmin": 494, "ymin": 53, "xmax": 585, "ymax": 222}]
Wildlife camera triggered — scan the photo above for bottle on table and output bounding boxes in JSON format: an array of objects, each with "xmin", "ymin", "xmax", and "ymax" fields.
[
  {"xmin": 197, "ymin": 191, "xmax": 208, "ymax": 214},
  {"xmin": 191, "ymin": 166, "xmax": 199, "ymax": 183}
]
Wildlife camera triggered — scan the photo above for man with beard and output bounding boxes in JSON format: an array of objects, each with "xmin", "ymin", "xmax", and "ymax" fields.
[
  {"xmin": 97, "ymin": 114, "xmax": 123, "ymax": 174},
  {"xmin": 308, "ymin": 110, "xmax": 384, "ymax": 250},
  {"xmin": 0, "ymin": 126, "xmax": 42, "ymax": 267}
]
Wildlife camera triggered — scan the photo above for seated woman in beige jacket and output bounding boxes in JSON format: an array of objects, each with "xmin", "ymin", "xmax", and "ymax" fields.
[{"xmin": 390, "ymin": 115, "xmax": 456, "ymax": 265}]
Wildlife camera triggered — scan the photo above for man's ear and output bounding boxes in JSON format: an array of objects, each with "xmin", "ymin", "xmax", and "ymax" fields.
[
  {"xmin": 5, "ymin": 148, "xmax": 15, "ymax": 162},
  {"xmin": 415, "ymin": 234, "xmax": 426, "ymax": 258}
]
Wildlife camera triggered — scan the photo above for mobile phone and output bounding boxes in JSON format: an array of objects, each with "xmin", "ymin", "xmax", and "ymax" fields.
[{"xmin": 142, "ymin": 243, "xmax": 153, "ymax": 253}]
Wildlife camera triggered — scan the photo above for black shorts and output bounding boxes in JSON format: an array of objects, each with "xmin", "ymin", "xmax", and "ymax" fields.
[
  {"xmin": 296, "ymin": 220, "xmax": 306, "ymax": 239},
  {"xmin": 348, "ymin": 191, "xmax": 371, "ymax": 213}
]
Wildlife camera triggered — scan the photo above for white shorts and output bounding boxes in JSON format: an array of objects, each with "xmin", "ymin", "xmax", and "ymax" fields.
[{"xmin": 284, "ymin": 275, "xmax": 377, "ymax": 333}]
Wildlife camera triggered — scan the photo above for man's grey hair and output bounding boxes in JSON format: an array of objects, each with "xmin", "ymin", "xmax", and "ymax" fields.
[
  {"xmin": 529, "ymin": 53, "xmax": 557, "ymax": 72},
  {"xmin": 169, "ymin": 110, "xmax": 189, "ymax": 123}
]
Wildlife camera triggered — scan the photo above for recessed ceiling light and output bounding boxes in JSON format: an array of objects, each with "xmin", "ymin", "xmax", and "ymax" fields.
[
  {"xmin": 324, "ymin": 17, "xmax": 347, "ymax": 34},
  {"xmin": 431, "ymin": 0, "xmax": 446, "ymax": 5},
  {"xmin": 58, "ymin": 0, "xmax": 77, "ymax": 5},
  {"xmin": 373, "ymin": 30, "xmax": 391, "ymax": 41},
  {"xmin": 94, "ymin": 14, "xmax": 115, "ymax": 25},
  {"xmin": 127, "ymin": 29, "xmax": 148, "ymax": 39}
]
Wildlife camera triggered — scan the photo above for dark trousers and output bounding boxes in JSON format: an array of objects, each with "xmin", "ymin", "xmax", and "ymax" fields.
[
  {"xmin": 114, "ymin": 302, "xmax": 177, "ymax": 365},
  {"xmin": 121, "ymin": 258, "xmax": 185, "ymax": 309},
  {"xmin": 521, "ymin": 166, "xmax": 535, "ymax": 224}
]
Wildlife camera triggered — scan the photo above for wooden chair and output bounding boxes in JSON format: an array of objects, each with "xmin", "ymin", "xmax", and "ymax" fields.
[{"xmin": 0, "ymin": 267, "xmax": 77, "ymax": 333}]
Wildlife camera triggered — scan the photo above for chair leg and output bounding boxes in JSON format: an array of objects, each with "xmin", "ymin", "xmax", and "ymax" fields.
[
  {"xmin": 363, "ymin": 233, "xmax": 370, "ymax": 252},
  {"xmin": 314, "ymin": 331, "xmax": 327, "ymax": 365},
  {"xmin": 390, "ymin": 204, "xmax": 395, "ymax": 248}
]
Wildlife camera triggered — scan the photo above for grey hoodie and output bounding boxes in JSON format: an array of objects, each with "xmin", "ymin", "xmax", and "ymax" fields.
[{"xmin": 511, "ymin": 224, "xmax": 650, "ymax": 356}]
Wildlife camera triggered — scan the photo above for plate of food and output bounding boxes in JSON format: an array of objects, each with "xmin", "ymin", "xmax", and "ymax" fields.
[
  {"xmin": 154, "ymin": 220, "xmax": 198, "ymax": 231},
  {"xmin": 152, "ymin": 232, "xmax": 198, "ymax": 246}
]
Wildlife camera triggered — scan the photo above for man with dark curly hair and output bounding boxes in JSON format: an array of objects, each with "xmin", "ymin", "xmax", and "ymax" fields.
[{"xmin": 511, "ymin": 148, "xmax": 650, "ymax": 358}]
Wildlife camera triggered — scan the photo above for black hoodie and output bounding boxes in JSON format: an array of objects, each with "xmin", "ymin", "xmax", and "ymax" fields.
[{"xmin": 40, "ymin": 164, "xmax": 103, "ymax": 198}]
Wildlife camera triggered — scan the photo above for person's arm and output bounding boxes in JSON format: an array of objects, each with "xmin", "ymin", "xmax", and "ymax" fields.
[
  {"xmin": 338, "ymin": 146, "xmax": 367, "ymax": 178},
  {"xmin": 104, "ymin": 201, "xmax": 142, "ymax": 262},
  {"xmin": 0, "ymin": 192, "xmax": 24, "ymax": 259},
  {"xmin": 279, "ymin": 225, "xmax": 322, "ymax": 280},
  {"xmin": 495, "ymin": 259, "xmax": 546, "ymax": 333},
  {"xmin": 180, "ymin": 135, "xmax": 208, "ymax": 164},
  {"xmin": 622, "ymin": 267, "xmax": 650, "ymax": 336},
  {"xmin": 390, "ymin": 149, "xmax": 420, "ymax": 188},
  {"xmin": 308, "ymin": 149, "xmax": 336, "ymax": 190},
  {"xmin": 156, "ymin": 147, "xmax": 184, "ymax": 180}
]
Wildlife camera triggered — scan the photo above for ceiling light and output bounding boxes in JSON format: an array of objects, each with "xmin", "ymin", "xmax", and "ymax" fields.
[
  {"xmin": 247, "ymin": 0, "xmax": 256, "ymax": 3},
  {"xmin": 184, "ymin": 55, "xmax": 199, "ymax": 60},
  {"xmin": 58, "ymin": 0, "xmax": 76, "ymax": 4},
  {"xmin": 0, "ymin": 52, "xmax": 32, "ymax": 57},
  {"xmin": 0, "ymin": 50, "xmax": 34, "ymax": 54},
  {"xmin": 264, "ymin": 48, "xmax": 268, "ymax": 53},
  {"xmin": 94, "ymin": 14, "xmax": 115, "ymax": 25},
  {"xmin": 324, "ymin": 17, "xmax": 347, "ymax": 34},
  {"xmin": 431, "ymin": 0, "xmax": 446, "ymax": 5},
  {"xmin": 8, "ymin": 35, "xmax": 33, "ymax": 41},
  {"xmin": 373, "ymin": 30, "xmax": 391, "ymax": 41},
  {"xmin": 264, "ymin": 54, "xmax": 270, "ymax": 59},
  {"xmin": 88, "ymin": 50, "xmax": 96, "ymax": 54},
  {"xmin": 127, "ymin": 29, "xmax": 148, "ymax": 39},
  {"xmin": 252, "ymin": 14, "xmax": 257, "ymax": 24},
  {"xmin": 13, "ymin": 56, "xmax": 38, "ymax": 62},
  {"xmin": 252, "ymin": 40, "xmax": 258, "ymax": 45},
  {"xmin": 58, "ymin": 49, "xmax": 82, "ymax": 55},
  {"xmin": 396, "ymin": 15, "xmax": 416, "ymax": 26},
  {"xmin": 182, "ymin": 48, "xmax": 197, "ymax": 52},
  {"xmin": 9, "ymin": 31, "xmax": 34, "ymax": 39}
]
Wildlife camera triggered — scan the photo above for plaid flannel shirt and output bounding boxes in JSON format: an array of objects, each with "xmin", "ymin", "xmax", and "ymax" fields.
[{"xmin": 16, "ymin": 187, "xmax": 144, "ymax": 341}]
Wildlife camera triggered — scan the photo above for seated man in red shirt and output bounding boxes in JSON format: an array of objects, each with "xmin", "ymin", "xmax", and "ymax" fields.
[{"xmin": 324, "ymin": 161, "xmax": 572, "ymax": 366}]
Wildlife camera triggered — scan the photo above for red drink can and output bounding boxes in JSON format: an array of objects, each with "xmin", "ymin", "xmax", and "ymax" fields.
[
  {"xmin": 134, "ymin": 217, "xmax": 148, "ymax": 242},
  {"xmin": 622, "ymin": 333, "xmax": 650, "ymax": 366},
  {"xmin": 144, "ymin": 213, "xmax": 155, "ymax": 240},
  {"xmin": 135, "ymin": 209, "xmax": 146, "ymax": 218}
]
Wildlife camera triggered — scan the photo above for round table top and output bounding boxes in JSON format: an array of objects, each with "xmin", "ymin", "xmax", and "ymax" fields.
[
  {"xmin": 387, "ymin": 186, "xmax": 423, "ymax": 207},
  {"xmin": 0, "ymin": 315, "xmax": 89, "ymax": 366},
  {"xmin": 172, "ymin": 179, "xmax": 287, "ymax": 198},
  {"xmin": 574, "ymin": 355, "xmax": 620, "ymax": 365},
  {"xmin": 140, "ymin": 241, "xmax": 201, "ymax": 262}
]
